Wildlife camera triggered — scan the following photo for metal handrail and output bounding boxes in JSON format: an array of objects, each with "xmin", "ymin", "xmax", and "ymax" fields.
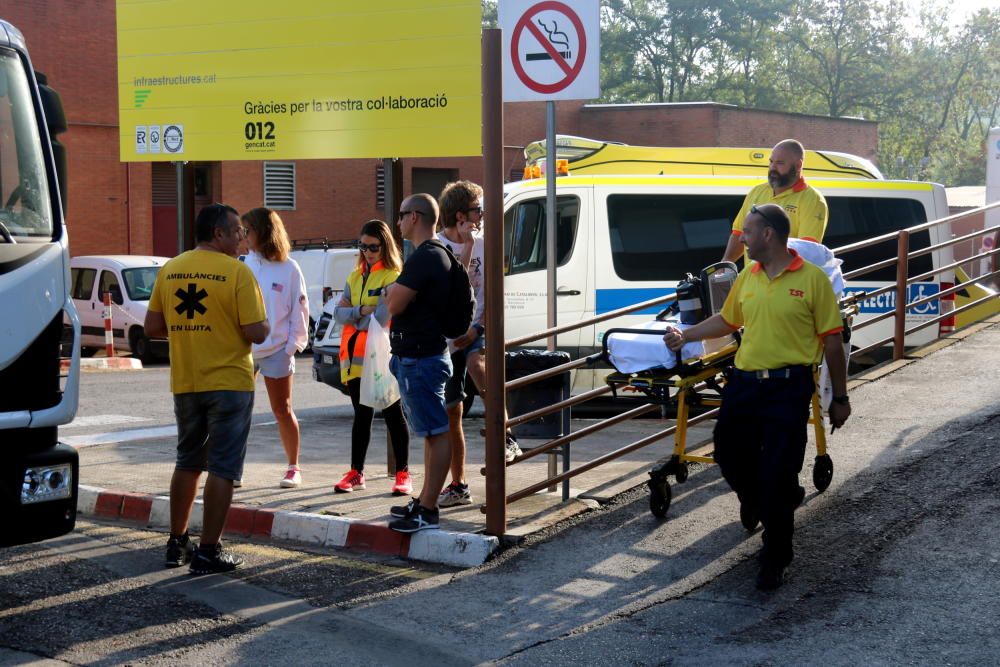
[
  {"xmin": 503, "ymin": 407, "xmax": 720, "ymax": 506},
  {"xmin": 484, "ymin": 402, "xmax": 662, "ymax": 475},
  {"xmin": 833, "ymin": 201, "xmax": 1000, "ymax": 257},
  {"xmin": 505, "ymin": 293, "xmax": 676, "ymax": 348},
  {"xmin": 506, "ymin": 385, "xmax": 612, "ymax": 428}
]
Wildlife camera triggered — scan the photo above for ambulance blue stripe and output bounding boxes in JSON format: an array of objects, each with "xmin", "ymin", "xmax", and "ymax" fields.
[{"xmin": 595, "ymin": 288, "xmax": 676, "ymax": 315}]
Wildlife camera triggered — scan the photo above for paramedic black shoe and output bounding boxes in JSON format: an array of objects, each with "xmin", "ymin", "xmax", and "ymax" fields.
[
  {"xmin": 739, "ymin": 497, "xmax": 760, "ymax": 531},
  {"xmin": 164, "ymin": 534, "xmax": 195, "ymax": 568},
  {"xmin": 756, "ymin": 563, "xmax": 786, "ymax": 591},
  {"xmin": 794, "ymin": 484, "xmax": 806, "ymax": 508},
  {"xmin": 390, "ymin": 497, "xmax": 418, "ymax": 518},
  {"xmin": 389, "ymin": 503, "xmax": 439, "ymax": 533},
  {"xmin": 189, "ymin": 543, "xmax": 243, "ymax": 575}
]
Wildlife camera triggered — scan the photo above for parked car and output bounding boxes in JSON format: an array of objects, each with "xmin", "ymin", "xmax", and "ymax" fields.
[
  {"xmin": 289, "ymin": 240, "xmax": 359, "ymax": 349},
  {"xmin": 67, "ymin": 255, "xmax": 169, "ymax": 361}
]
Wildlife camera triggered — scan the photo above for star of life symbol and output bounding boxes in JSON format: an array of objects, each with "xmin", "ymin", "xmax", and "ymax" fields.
[{"xmin": 174, "ymin": 283, "xmax": 208, "ymax": 319}]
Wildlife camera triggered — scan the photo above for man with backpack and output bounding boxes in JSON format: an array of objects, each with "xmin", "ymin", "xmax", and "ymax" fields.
[
  {"xmin": 435, "ymin": 181, "xmax": 522, "ymax": 509},
  {"xmin": 385, "ymin": 193, "xmax": 474, "ymax": 532}
]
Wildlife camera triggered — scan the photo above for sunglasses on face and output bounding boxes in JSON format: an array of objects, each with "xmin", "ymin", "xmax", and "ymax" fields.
[
  {"xmin": 359, "ymin": 243, "xmax": 382, "ymax": 253},
  {"xmin": 463, "ymin": 205, "xmax": 483, "ymax": 215},
  {"xmin": 398, "ymin": 209, "xmax": 424, "ymax": 219}
]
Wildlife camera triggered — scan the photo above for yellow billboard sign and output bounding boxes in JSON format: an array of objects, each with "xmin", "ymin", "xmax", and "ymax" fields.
[{"xmin": 116, "ymin": 0, "xmax": 482, "ymax": 161}]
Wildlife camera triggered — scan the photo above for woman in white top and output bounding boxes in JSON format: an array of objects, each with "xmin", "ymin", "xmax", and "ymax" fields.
[{"xmin": 242, "ymin": 207, "xmax": 309, "ymax": 488}]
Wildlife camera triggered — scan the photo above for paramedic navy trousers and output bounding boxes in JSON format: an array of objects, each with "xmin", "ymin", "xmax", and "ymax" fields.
[{"xmin": 712, "ymin": 368, "xmax": 814, "ymax": 568}]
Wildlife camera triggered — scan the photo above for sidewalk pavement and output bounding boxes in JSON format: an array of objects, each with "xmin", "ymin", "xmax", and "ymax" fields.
[{"xmin": 71, "ymin": 316, "xmax": 1000, "ymax": 568}]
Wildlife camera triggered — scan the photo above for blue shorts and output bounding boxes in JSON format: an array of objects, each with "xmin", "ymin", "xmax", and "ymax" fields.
[
  {"xmin": 174, "ymin": 390, "xmax": 254, "ymax": 481},
  {"xmin": 390, "ymin": 353, "xmax": 452, "ymax": 437},
  {"xmin": 254, "ymin": 350, "xmax": 295, "ymax": 379}
]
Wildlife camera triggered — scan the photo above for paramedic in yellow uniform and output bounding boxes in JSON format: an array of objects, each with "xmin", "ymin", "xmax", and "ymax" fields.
[
  {"xmin": 722, "ymin": 139, "xmax": 829, "ymax": 265},
  {"xmin": 665, "ymin": 203, "xmax": 850, "ymax": 591},
  {"xmin": 145, "ymin": 203, "xmax": 268, "ymax": 575}
]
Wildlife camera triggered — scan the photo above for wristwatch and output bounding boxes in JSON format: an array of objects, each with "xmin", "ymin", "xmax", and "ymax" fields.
[{"xmin": 832, "ymin": 394, "xmax": 850, "ymax": 405}]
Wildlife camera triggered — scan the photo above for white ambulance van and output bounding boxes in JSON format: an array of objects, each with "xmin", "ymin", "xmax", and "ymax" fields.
[{"xmin": 503, "ymin": 139, "xmax": 954, "ymax": 392}]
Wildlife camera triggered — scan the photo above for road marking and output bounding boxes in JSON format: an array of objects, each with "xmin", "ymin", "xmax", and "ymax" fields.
[
  {"xmin": 63, "ymin": 425, "xmax": 177, "ymax": 448},
  {"xmin": 63, "ymin": 414, "xmax": 152, "ymax": 429}
]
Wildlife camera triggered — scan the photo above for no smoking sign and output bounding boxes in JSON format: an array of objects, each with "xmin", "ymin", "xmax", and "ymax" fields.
[{"xmin": 501, "ymin": 0, "xmax": 600, "ymax": 102}]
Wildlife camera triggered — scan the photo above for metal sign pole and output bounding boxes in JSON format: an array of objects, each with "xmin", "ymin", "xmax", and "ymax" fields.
[
  {"xmin": 483, "ymin": 28, "xmax": 507, "ymax": 537},
  {"xmin": 174, "ymin": 161, "xmax": 186, "ymax": 255},
  {"xmin": 545, "ymin": 101, "xmax": 557, "ymax": 352}
]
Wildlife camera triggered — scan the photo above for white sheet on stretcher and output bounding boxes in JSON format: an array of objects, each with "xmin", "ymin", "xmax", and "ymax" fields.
[{"xmin": 606, "ymin": 321, "xmax": 705, "ymax": 373}]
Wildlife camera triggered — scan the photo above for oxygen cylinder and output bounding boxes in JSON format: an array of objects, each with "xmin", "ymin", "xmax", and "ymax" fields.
[{"xmin": 675, "ymin": 274, "xmax": 704, "ymax": 324}]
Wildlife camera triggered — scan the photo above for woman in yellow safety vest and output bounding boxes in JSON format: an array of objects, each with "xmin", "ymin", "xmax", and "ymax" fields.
[{"xmin": 332, "ymin": 219, "xmax": 411, "ymax": 496}]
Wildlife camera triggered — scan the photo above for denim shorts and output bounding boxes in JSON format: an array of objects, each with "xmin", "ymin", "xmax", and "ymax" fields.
[
  {"xmin": 254, "ymin": 350, "xmax": 295, "ymax": 379},
  {"xmin": 174, "ymin": 390, "xmax": 254, "ymax": 481},
  {"xmin": 390, "ymin": 352, "xmax": 452, "ymax": 437}
]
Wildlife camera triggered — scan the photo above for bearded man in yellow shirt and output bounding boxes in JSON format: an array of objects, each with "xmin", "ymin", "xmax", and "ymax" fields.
[{"xmin": 722, "ymin": 139, "xmax": 829, "ymax": 265}]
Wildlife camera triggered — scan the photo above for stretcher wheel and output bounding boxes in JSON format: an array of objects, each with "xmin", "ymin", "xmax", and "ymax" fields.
[
  {"xmin": 675, "ymin": 460, "xmax": 689, "ymax": 483},
  {"xmin": 813, "ymin": 454, "xmax": 834, "ymax": 492},
  {"xmin": 648, "ymin": 478, "xmax": 672, "ymax": 518}
]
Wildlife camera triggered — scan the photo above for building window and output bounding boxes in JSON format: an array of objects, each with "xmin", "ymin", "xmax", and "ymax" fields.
[{"xmin": 264, "ymin": 162, "xmax": 296, "ymax": 210}]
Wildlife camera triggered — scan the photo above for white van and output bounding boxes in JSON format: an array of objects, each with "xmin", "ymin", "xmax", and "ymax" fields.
[
  {"xmin": 289, "ymin": 244, "xmax": 359, "ymax": 348},
  {"xmin": 501, "ymin": 174, "xmax": 955, "ymax": 392},
  {"xmin": 68, "ymin": 255, "xmax": 169, "ymax": 361}
]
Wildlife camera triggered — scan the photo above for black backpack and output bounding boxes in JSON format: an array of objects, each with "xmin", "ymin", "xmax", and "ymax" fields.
[{"xmin": 427, "ymin": 239, "xmax": 475, "ymax": 339}]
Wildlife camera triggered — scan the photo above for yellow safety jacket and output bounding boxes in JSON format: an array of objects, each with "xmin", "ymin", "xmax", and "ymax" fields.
[{"xmin": 339, "ymin": 261, "xmax": 399, "ymax": 383}]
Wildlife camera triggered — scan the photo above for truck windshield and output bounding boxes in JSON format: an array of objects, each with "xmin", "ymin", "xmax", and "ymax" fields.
[
  {"xmin": 122, "ymin": 266, "xmax": 161, "ymax": 301},
  {"xmin": 0, "ymin": 48, "xmax": 53, "ymax": 242}
]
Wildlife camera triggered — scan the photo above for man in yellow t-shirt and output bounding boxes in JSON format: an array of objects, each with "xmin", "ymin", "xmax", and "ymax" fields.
[
  {"xmin": 665, "ymin": 203, "xmax": 849, "ymax": 591},
  {"xmin": 722, "ymin": 139, "xmax": 829, "ymax": 265},
  {"xmin": 145, "ymin": 203, "xmax": 268, "ymax": 575}
]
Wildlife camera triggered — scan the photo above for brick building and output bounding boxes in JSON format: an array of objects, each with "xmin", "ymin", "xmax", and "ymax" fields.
[{"xmin": 4, "ymin": 2, "xmax": 878, "ymax": 257}]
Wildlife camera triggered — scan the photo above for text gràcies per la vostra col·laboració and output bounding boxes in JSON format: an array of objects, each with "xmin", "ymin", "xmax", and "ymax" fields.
[{"xmin": 244, "ymin": 94, "xmax": 450, "ymax": 116}]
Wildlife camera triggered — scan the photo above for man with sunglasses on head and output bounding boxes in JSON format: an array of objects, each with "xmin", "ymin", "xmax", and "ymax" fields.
[
  {"xmin": 434, "ymin": 181, "xmax": 522, "ymax": 509},
  {"xmin": 384, "ymin": 194, "xmax": 456, "ymax": 532},
  {"xmin": 665, "ymin": 203, "xmax": 850, "ymax": 591},
  {"xmin": 723, "ymin": 139, "xmax": 829, "ymax": 265},
  {"xmin": 145, "ymin": 203, "xmax": 269, "ymax": 574}
]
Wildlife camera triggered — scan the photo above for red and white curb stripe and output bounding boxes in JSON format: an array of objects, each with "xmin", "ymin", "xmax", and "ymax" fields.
[
  {"xmin": 77, "ymin": 485, "xmax": 498, "ymax": 568},
  {"xmin": 60, "ymin": 357, "xmax": 143, "ymax": 371}
]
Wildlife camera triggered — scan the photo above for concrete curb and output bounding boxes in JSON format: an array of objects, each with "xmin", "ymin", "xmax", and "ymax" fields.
[
  {"xmin": 77, "ymin": 485, "xmax": 498, "ymax": 568},
  {"xmin": 61, "ymin": 357, "xmax": 143, "ymax": 371}
]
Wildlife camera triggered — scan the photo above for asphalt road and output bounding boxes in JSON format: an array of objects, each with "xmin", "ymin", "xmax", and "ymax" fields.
[{"xmin": 3, "ymin": 326, "xmax": 996, "ymax": 664}]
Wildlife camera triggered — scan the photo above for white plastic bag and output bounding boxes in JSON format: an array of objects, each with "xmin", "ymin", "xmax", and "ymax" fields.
[{"xmin": 359, "ymin": 316, "xmax": 400, "ymax": 410}]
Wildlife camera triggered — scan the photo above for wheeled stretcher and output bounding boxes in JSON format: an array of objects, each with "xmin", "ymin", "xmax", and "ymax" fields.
[
  {"xmin": 602, "ymin": 331, "xmax": 834, "ymax": 521},
  {"xmin": 600, "ymin": 252, "xmax": 858, "ymax": 521}
]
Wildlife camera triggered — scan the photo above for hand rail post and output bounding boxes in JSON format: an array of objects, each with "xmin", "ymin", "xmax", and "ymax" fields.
[{"xmin": 893, "ymin": 230, "xmax": 909, "ymax": 360}]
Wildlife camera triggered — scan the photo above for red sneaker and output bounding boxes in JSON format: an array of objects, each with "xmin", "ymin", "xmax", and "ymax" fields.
[
  {"xmin": 334, "ymin": 469, "xmax": 366, "ymax": 493},
  {"xmin": 391, "ymin": 470, "xmax": 412, "ymax": 496}
]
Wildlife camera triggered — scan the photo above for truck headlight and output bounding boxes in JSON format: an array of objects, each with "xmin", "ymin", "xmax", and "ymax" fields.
[{"xmin": 21, "ymin": 464, "xmax": 73, "ymax": 504}]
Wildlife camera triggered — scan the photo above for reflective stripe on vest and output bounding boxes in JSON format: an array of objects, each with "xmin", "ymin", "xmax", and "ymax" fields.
[{"xmin": 339, "ymin": 262, "xmax": 398, "ymax": 383}]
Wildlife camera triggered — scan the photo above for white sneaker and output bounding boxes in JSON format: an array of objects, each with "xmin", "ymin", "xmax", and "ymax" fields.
[
  {"xmin": 505, "ymin": 433, "xmax": 523, "ymax": 464},
  {"xmin": 232, "ymin": 479, "xmax": 243, "ymax": 488},
  {"xmin": 280, "ymin": 467, "xmax": 301, "ymax": 488}
]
